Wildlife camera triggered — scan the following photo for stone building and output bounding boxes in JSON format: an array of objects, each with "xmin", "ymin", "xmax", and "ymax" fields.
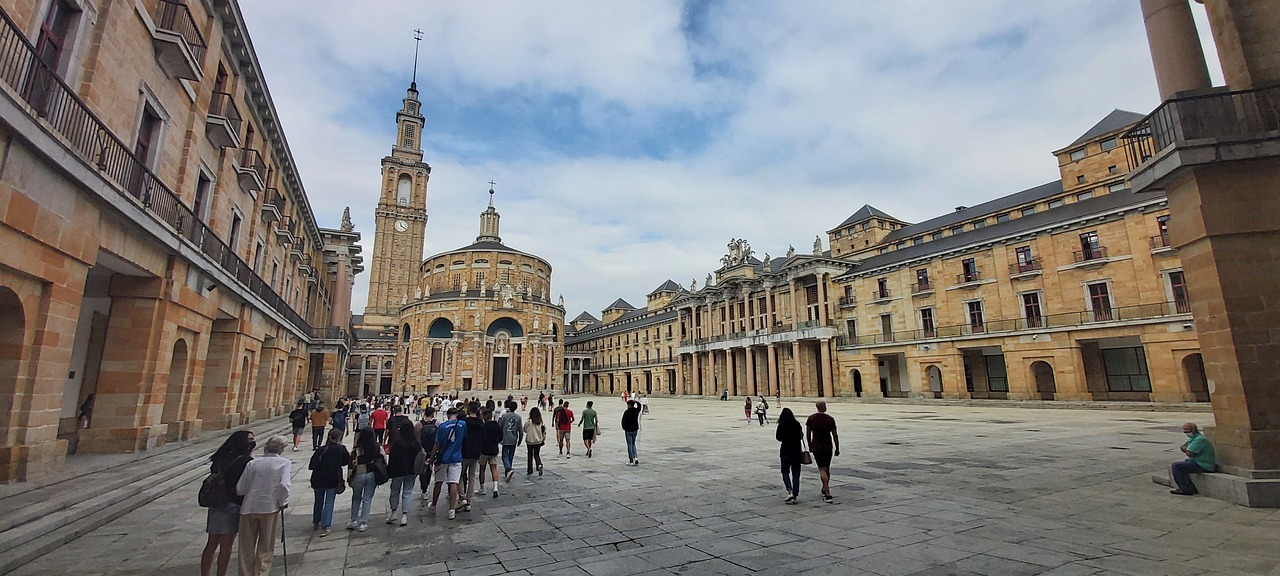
[
  {"xmin": 0, "ymin": 0, "xmax": 359, "ymax": 480},
  {"xmin": 569, "ymin": 109, "xmax": 1206, "ymax": 405},
  {"xmin": 395, "ymin": 189, "xmax": 566, "ymax": 394}
]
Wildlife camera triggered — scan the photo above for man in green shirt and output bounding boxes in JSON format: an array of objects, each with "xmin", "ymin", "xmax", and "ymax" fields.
[
  {"xmin": 1169, "ymin": 422, "xmax": 1216, "ymax": 496},
  {"xmin": 578, "ymin": 401, "xmax": 599, "ymax": 458}
]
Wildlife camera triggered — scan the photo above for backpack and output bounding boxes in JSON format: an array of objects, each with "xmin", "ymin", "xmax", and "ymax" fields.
[
  {"xmin": 198, "ymin": 461, "xmax": 231, "ymax": 508},
  {"xmin": 419, "ymin": 421, "xmax": 438, "ymax": 453}
]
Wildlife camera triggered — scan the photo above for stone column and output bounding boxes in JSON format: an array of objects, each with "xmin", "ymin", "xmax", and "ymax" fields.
[
  {"xmin": 766, "ymin": 289, "xmax": 777, "ymax": 331},
  {"xmin": 789, "ymin": 282, "xmax": 799, "ymax": 329},
  {"xmin": 691, "ymin": 352, "xmax": 700, "ymax": 396},
  {"xmin": 1139, "ymin": 0, "xmax": 1211, "ymax": 99},
  {"xmin": 767, "ymin": 344, "xmax": 779, "ymax": 396},
  {"xmin": 791, "ymin": 341, "xmax": 802, "ymax": 397},
  {"xmin": 819, "ymin": 339, "xmax": 833, "ymax": 397},
  {"xmin": 745, "ymin": 345, "xmax": 757, "ymax": 396},
  {"xmin": 726, "ymin": 347, "xmax": 737, "ymax": 396},
  {"xmin": 817, "ymin": 274, "xmax": 828, "ymax": 325},
  {"xmin": 709, "ymin": 349, "xmax": 718, "ymax": 396}
]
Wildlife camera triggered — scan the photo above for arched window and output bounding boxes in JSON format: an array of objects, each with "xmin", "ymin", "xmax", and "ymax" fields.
[
  {"xmin": 402, "ymin": 324, "xmax": 411, "ymax": 342},
  {"xmin": 396, "ymin": 175, "xmax": 412, "ymax": 206}
]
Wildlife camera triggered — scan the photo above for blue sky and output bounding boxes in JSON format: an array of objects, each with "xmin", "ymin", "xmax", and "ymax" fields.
[{"xmin": 239, "ymin": 1, "xmax": 1223, "ymax": 319}]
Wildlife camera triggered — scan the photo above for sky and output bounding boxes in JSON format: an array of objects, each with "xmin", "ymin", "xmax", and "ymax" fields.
[{"xmin": 238, "ymin": 1, "xmax": 1223, "ymax": 321}]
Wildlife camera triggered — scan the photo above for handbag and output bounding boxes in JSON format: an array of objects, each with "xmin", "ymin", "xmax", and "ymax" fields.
[
  {"xmin": 198, "ymin": 462, "xmax": 230, "ymax": 508},
  {"xmin": 413, "ymin": 448, "xmax": 428, "ymax": 476},
  {"xmin": 335, "ymin": 475, "xmax": 347, "ymax": 495},
  {"xmin": 371, "ymin": 452, "xmax": 390, "ymax": 485},
  {"xmin": 800, "ymin": 439, "xmax": 813, "ymax": 466}
]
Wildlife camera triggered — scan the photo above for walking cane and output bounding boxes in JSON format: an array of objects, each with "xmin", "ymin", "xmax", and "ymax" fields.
[{"xmin": 279, "ymin": 507, "xmax": 288, "ymax": 576}]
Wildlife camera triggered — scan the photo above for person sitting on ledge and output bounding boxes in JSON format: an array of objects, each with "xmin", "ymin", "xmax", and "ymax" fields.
[{"xmin": 1169, "ymin": 422, "xmax": 1216, "ymax": 496}]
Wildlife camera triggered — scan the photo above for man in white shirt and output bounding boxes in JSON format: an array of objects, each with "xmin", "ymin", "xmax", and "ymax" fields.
[{"xmin": 236, "ymin": 436, "xmax": 291, "ymax": 576}]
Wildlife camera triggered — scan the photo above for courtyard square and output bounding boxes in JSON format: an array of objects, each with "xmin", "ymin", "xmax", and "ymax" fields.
[{"xmin": 11, "ymin": 396, "xmax": 1277, "ymax": 576}]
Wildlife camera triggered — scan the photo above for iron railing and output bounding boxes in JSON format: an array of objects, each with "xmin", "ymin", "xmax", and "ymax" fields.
[
  {"xmin": 157, "ymin": 0, "xmax": 207, "ymax": 65},
  {"xmin": 1010, "ymin": 259, "xmax": 1042, "ymax": 275},
  {"xmin": 956, "ymin": 270, "xmax": 982, "ymax": 284},
  {"xmin": 238, "ymin": 147, "xmax": 266, "ymax": 180},
  {"xmin": 911, "ymin": 281, "xmax": 933, "ymax": 293},
  {"xmin": 1123, "ymin": 84, "xmax": 1280, "ymax": 171},
  {"xmin": 0, "ymin": 6, "xmax": 314, "ymax": 335},
  {"xmin": 838, "ymin": 295, "xmax": 857, "ymax": 307},
  {"xmin": 207, "ymin": 91, "xmax": 242, "ymax": 141},
  {"xmin": 1073, "ymin": 246, "xmax": 1108, "ymax": 263},
  {"xmin": 871, "ymin": 288, "xmax": 892, "ymax": 300},
  {"xmin": 1150, "ymin": 235, "xmax": 1171, "ymax": 249}
]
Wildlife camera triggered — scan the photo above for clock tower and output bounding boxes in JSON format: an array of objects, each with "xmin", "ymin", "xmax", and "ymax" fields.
[{"xmin": 363, "ymin": 80, "xmax": 429, "ymax": 325}]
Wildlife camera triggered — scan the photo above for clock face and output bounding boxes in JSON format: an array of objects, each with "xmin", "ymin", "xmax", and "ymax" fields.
[{"xmin": 394, "ymin": 220, "xmax": 408, "ymax": 232}]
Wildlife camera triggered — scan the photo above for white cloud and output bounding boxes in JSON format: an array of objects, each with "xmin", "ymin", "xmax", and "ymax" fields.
[{"xmin": 239, "ymin": 1, "xmax": 1194, "ymax": 321}]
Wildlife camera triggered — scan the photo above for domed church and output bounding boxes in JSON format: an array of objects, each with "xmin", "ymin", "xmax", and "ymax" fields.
[{"xmin": 395, "ymin": 189, "xmax": 566, "ymax": 394}]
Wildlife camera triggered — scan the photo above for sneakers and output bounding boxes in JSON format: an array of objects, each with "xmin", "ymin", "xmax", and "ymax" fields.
[
  {"xmin": 386, "ymin": 510, "xmax": 398, "ymax": 524},
  {"xmin": 538, "ymin": 465, "xmax": 544, "ymax": 476},
  {"xmin": 426, "ymin": 504, "xmax": 436, "ymax": 514},
  {"xmin": 474, "ymin": 485, "xmax": 484, "ymax": 496},
  {"xmin": 447, "ymin": 509, "xmax": 456, "ymax": 520},
  {"xmin": 587, "ymin": 448, "xmax": 592, "ymax": 458},
  {"xmin": 785, "ymin": 495, "xmax": 797, "ymax": 505},
  {"xmin": 292, "ymin": 446, "xmax": 300, "ymax": 452},
  {"xmin": 346, "ymin": 520, "xmax": 359, "ymax": 530},
  {"xmin": 319, "ymin": 527, "xmax": 331, "ymax": 537},
  {"xmin": 1170, "ymin": 490, "xmax": 1196, "ymax": 496},
  {"xmin": 358, "ymin": 522, "xmax": 369, "ymax": 532},
  {"xmin": 505, "ymin": 470, "xmax": 514, "ymax": 483},
  {"xmin": 823, "ymin": 494, "xmax": 834, "ymax": 504},
  {"xmin": 399, "ymin": 511, "xmax": 408, "ymax": 526},
  {"xmin": 492, "ymin": 487, "xmax": 498, "ymax": 499},
  {"xmin": 421, "ymin": 492, "xmax": 430, "ymax": 501}
]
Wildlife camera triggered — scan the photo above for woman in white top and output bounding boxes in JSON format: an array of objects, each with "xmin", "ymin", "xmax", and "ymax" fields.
[{"xmin": 523, "ymin": 407, "xmax": 547, "ymax": 476}]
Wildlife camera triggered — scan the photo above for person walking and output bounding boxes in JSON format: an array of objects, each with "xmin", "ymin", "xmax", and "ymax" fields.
[
  {"xmin": 497, "ymin": 400, "xmax": 523, "ymax": 482},
  {"xmin": 743, "ymin": 397, "xmax": 753, "ymax": 424},
  {"xmin": 458, "ymin": 403, "xmax": 484, "ymax": 512},
  {"xmin": 331, "ymin": 401, "xmax": 348, "ymax": 441},
  {"xmin": 308, "ymin": 428, "xmax": 349, "ymax": 536},
  {"xmin": 417, "ymin": 407, "xmax": 438, "ymax": 500},
  {"xmin": 200, "ymin": 431, "xmax": 253, "ymax": 576},
  {"xmin": 428, "ymin": 407, "xmax": 467, "ymax": 520},
  {"xmin": 521, "ymin": 396, "xmax": 528, "ymax": 412},
  {"xmin": 477, "ymin": 408, "xmax": 502, "ymax": 498},
  {"xmin": 370, "ymin": 403, "xmax": 391, "ymax": 444},
  {"xmin": 755, "ymin": 397, "xmax": 769, "ymax": 426},
  {"xmin": 524, "ymin": 407, "xmax": 547, "ymax": 476},
  {"xmin": 578, "ymin": 400, "xmax": 599, "ymax": 458},
  {"xmin": 556, "ymin": 401, "xmax": 575, "ymax": 457},
  {"xmin": 538, "ymin": 391, "xmax": 546, "ymax": 409},
  {"xmin": 775, "ymin": 408, "xmax": 803, "ymax": 504},
  {"xmin": 310, "ymin": 404, "xmax": 329, "ymax": 450},
  {"xmin": 235, "ymin": 436, "xmax": 290, "ymax": 576},
  {"xmin": 385, "ymin": 421, "xmax": 420, "ymax": 526},
  {"xmin": 622, "ymin": 400, "xmax": 641, "ymax": 466},
  {"xmin": 805, "ymin": 401, "xmax": 840, "ymax": 503},
  {"xmin": 288, "ymin": 403, "xmax": 307, "ymax": 452},
  {"xmin": 346, "ymin": 428, "xmax": 383, "ymax": 532}
]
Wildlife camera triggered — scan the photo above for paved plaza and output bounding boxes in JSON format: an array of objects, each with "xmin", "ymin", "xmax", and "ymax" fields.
[{"xmin": 13, "ymin": 396, "xmax": 1279, "ymax": 576}]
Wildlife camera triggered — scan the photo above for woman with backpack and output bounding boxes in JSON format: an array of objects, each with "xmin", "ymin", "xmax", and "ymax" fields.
[
  {"xmin": 385, "ymin": 421, "xmax": 421, "ymax": 526},
  {"xmin": 309, "ymin": 428, "xmax": 349, "ymax": 536},
  {"xmin": 200, "ymin": 431, "xmax": 253, "ymax": 576},
  {"xmin": 524, "ymin": 407, "xmax": 547, "ymax": 476},
  {"xmin": 346, "ymin": 428, "xmax": 383, "ymax": 532}
]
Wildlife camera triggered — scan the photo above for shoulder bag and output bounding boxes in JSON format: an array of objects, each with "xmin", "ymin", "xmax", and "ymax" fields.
[
  {"xmin": 198, "ymin": 461, "xmax": 230, "ymax": 508},
  {"xmin": 800, "ymin": 437, "xmax": 813, "ymax": 466},
  {"xmin": 371, "ymin": 448, "xmax": 390, "ymax": 485}
]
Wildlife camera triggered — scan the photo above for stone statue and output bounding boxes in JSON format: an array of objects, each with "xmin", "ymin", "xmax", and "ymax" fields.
[
  {"xmin": 533, "ymin": 317, "xmax": 540, "ymax": 330},
  {"xmin": 762, "ymin": 253, "xmax": 771, "ymax": 268},
  {"xmin": 786, "ymin": 245, "xmax": 796, "ymax": 258},
  {"xmin": 501, "ymin": 284, "xmax": 515, "ymax": 308},
  {"xmin": 340, "ymin": 207, "xmax": 353, "ymax": 232},
  {"xmin": 414, "ymin": 287, "xmax": 422, "ymax": 300},
  {"xmin": 473, "ymin": 314, "xmax": 481, "ymax": 329},
  {"xmin": 423, "ymin": 284, "xmax": 430, "ymax": 297},
  {"xmin": 720, "ymin": 238, "xmax": 756, "ymax": 267},
  {"xmin": 479, "ymin": 282, "xmax": 487, "ymax": 297},
  {"xmin": 813, "ymin": 235, "xmax": 823, "ymax": 255},
  {"xmin": 691, "ymin": 278, "xmax": 698, "ymax": 291},
  {"xmin": 539, "ymin": 287, "xmax": 545, "ymax": 301},
  {"xmin": 558, "ymin": 294, "xmax": 564, "ymax": 307},
  {"xmin": 460, "ymin": 280, "xmax": 468, "ymax": 295},
  {"xmin": 452, "ymin": 312, "xmax": 460, "ymax": 327},
  {"xmin": 706, "ymin": 273, "xmax": 713, "ymax": 287},
  {"xmin": 525, "ymin": 285, "xmax": 532, "ymax": 299}
]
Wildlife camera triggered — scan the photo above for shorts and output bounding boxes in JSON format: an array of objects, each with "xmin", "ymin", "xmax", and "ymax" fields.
[
  {"xmin": 583, "ymin": 428, "xmax": 596, "ymax": 441},
  {"xmin": 291, "ymin": 426, "xmax": 304, "ymax": 436},
  {"xmin": 478, "ymin": 453, "xmax": 500, "ymax": 467},
  {"xmin": 433, "ymin": 462, "xmax": 462, "ymax": 484},
  {"xmin": 205, "ymin": 503, "xmax": 241, "ymax": 535},
  {"xmin": 812, "ymin": 449, "xmax": 833, "ymax": 469},
  {"xmin": 557, "ymin": 429, "xmax": 571, "ymax": 440}
]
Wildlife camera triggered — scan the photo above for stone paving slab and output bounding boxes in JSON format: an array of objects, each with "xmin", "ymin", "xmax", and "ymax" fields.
[{"xmin": 8, "ymin": 396, "xmax": 1278, "ymax": 575}]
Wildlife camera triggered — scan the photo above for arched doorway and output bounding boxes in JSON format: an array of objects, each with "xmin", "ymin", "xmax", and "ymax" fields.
[
  {"xmin": 0, "ymin": 288, "xmax": 26, "ymax": 435},
  {"xmin": 1031, "ymin": 361, "xmax": 1056, "ymax": 400},
  {"xmin": 1183, "ymin": 353, "xmax": 1209, "ymax": 402},
  {"xmin": 927, "ymin": 365, "xmax": 943, "ymax": 399},
  {"xmin": 161, "ymin": 339, "xmax": 188, "ymax": 434},
  {"xmin": 851, "ymin": 369, "xmax": 862, "ymax": 398}
]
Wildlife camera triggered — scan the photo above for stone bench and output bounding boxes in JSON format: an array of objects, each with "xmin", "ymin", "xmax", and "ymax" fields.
[{"xmin": 1151, "ymin": 470, "xmax": 1280, "ymax": 507}]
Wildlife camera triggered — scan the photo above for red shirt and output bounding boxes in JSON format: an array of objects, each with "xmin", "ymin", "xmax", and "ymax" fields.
[
  {"xmin": 370, "ymin": 409, "xmax": 390, "ymax": 430},
  {"xmin": 557, "ymin": 409, "xmax": 574, "ymax": 431}
]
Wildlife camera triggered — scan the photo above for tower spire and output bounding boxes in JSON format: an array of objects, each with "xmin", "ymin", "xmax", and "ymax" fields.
[
  {"xmin": 411, "ymin": 28, "xmax": 423, "ymax": 90},
  {"xmin": 476, "ymin": 182, "xmax": 501, "ymax": 243}
]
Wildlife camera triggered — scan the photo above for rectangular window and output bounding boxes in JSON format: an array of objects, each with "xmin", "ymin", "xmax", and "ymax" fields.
[
  {"xmin": 1022, "ymin": 292, "xmax": 1043, "ymax": 328},
  {"xmin": 916, "ymin": 268, "xmax": 930, "ymax": 290},
  {"xmin": 34, "ymin": 0, "xmax": 77, "ymax": 74},
  {"xmin": 1076, "ymin": 175, "xmax": 1087, "ymax": 184},
  {"xmin": 879, "ymin": 314, "xmax": 893, "ymax": 342},
  {"xmin": 1079, "ymin": 231, "xmax": 1101, "ymax": 261},
  {"xmin": 1108, "ymin": 183, "xmax": 1127, "ymax": 193},
  {"xmin": 920, "ymin": 308, "xmax": 935, "ymax": 337},
  {"xmin": 1069, "ymin": 148, "xmax": 1086, "ymax": 161},
  {"xmin": 1077, "ymin": 190, "xmax": 1094, "ymax": 201},
  {"xmin": 194, "ymin": 173, "xmax": 213, "ymax": 222},
  {"xmin": 430, "ymin": 348, "xmax": 444, "ymax": 372},
  {"xmin": 845, "ymin": 319, "xmax": 856, "ymax": 339},
  {"xmin": 986, "ymin": 355, "xmax": 1009, "ymax": 392},
  {"xmin": 951, "ymin": 226, "xmax": 964, "ymax": 236},
  {"xmin": 913, "ymin": 237, "xmax": 924, "ymax": 246},
  {"xmin": 1015, "ymin": 246, "xmax": 1033, "ymax": 268},
  {"xmin": 1169, "ymin": 270, "xmax": 1191, "ymax": 313},
  {"xmin": 996, "ymin": 213, "xmax": 1010, "ymax": 223},
  {"xmin": 1100, "ymin": 137, "xmax": 1118, "ymax": 151},
  {"xmin": 1048, "ymin": 198, "xmax": 1065, "ymax": 209},
  {"xmin": 1102, "ymin": 347, "xmax": 1152, "ymax": 392},
  {"xmin": 1088, "ymin": 282, "xmax": 1112, "ymax": 321},
  {"xmin": 452, "ymin": 273, "xmax": 460, "ymax": 290},
  {"xmin": 876, "ymin": 278, "xmax": 888, "ymax": 299},
  {"xmin": 134, "ymin": 105, "xmax": 162, "ymax": 170},
  {"xmin": 961, "ymin": 258, "xmax": 978, "ymax": 283},
  {"xmin": 972, "ymin": 220, "xmax": 986, "ymax": 229},
  {"xmin": 1108, "ymin": 165, "xmax": 1120, "ymax": 175},
  {"xmin": 229, "ymin": 213, "xmax": 242, "ymax": 251},
  {"xmin": 931, "ymin": 232, "xmax": 943, "ymax": 241},
  {"xmin": 252, "ymin": 241, "xmax": 264, "ymax": 274},
  {"xmin": 1021, "ymin": 206, "xmax": 1036, "ymax": 217},
  {"xmin": 474, "ymin": 271, "xmax": 485, "ymax": 290},
  {"xmin": 967, "ymin": 301, "xmax": 985, "ymax": 332},
  {"xmin": 270, "ymin": 260, "xmax": 279, "ymax": 287}
]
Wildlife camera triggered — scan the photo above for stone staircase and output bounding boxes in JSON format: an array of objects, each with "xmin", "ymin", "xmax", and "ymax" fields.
[{"xmin": 0, "ymin": 423, "xmax": 284, "ymax": 575}]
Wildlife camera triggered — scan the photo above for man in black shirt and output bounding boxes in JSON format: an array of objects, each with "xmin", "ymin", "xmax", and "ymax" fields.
[
  {"xmin": 458, "ymin": 404, "xmax": 484, "ymax": 512},
  {"xmin": 477, "ymin": 408, "xmax": 503, "ymax": 498},
  {"xmin": 288, "ymin": 403, "xmax": 307, "ymax": 452}
]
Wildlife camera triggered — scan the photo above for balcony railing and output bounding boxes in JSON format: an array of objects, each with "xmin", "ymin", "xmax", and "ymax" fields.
[
  {"xmin": 871, "ymin": 288, "xmax": 892, "ymax": 300},
  {"xmin": 1150, "ymin": 234, "xmax": 1172, "ymax": 250},
  {"xmin": 236, "ymin": 147, "xmax": 266, "ymax": 192},
  {"xmin": 261, "ymin": 187, "xmax": 283, "ymax": 222},
  {"xmin": 838, "ymin": 295, "xmax": 857, "ymax": 307},
  {"xmin": 1010, "ymin": 259, "xmax": 1042, "ymax": 275},
  {"xmin": 1073, "ymin": 246, "xmax": 1109, "ymax": 263},
  {"xmin": 911, "ymin": 281, "xmax": 933, "ymax": 294},
  {"xmin": 956, "ymin": 270, "xmax": 982, "ymax": 284},
  {"xmin": 0, "ymin": 6, "xmax": 316, "ymax": 335},
  {"xmin": 835, "ymin": 301, "xmax": 1190, "ymax": 348},
  {"xmin": 157, "ymin": 0, "xmax": 207, "ymax": 64},
  {"xmin": 205, "ymin": 91, "xmax": 242, "ymax": 148},
  {"xmin": 1123, "ymin": 84, "xmax": 1280, "ymax": 171}
]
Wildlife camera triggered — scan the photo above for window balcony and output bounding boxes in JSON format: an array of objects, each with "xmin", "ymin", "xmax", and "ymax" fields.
[
  {"xmin": 870, "ymin": 288, "xmax": 892, "ymax": 302},
  {"xmin": 1009, "ymin": 259, "xmax": 1043, "ymax": 278},
  {"xmin": 261, "ymin": 188, "xmax": 283, "ymax": 223},
  {"xmin": 911, "ymin": 281, "xmax": 933, "ymax": 295},
  {"xmin": 838, "ymin": 295, "xmax": 857, "ymax": 308},
  {"xmin": 234, "ymin": 147, "xmax": 266, "ymax": 194},
  {"xmin": 149, "ymin": 0, "xmax": 206, "ymax": 81},
  {"xmin": 298, "ymin": 254, "xmax": 313, "ymax": 275},
  {"xmin": 205, "ymin": 92, "xmax": 242, "ymax": 148},
  {"xmin": 275, "ymin": 216, "xmax": 296, "ymax": 246},
  {"xmin": 1150, "ymin": 234, "xmax": 1174, "ymax": 252},
  {"xmin": 955, "ymin": 270, "xmax": 983, "ymax": 286},
  {"xmin": 1072, "ymin": 246, "xmax": 1109, "ymax": 263}
]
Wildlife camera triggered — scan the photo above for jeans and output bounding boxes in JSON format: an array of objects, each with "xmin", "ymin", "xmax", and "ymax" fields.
[
  {"xmin": 461, "ymin": 459, "xmax": 478, "ymax": 495},
  {"xmin": 781, "ymin": 456, "xmax": 801, "ymax": 497},
  {"xmin": 388, "ymin": 475, "xmax": 414, "ymax": 513},
  {"xmin": 312, "ymin": 426, "xmax": 325, "ymax": 450},
  {"xmin": 349, "ymin": 471, "xmax": 376, "ymax": 524},
  {"xmin": 526, "ymin": 443, "xmax": 543, "ymax": 474},
  {"xmin": 625, "ymin": 430, "xmax": 639, "ymax": 462},
  {"xmin": 1170, "ymin": 459, "xmax": 1212, "ymax": 493},
  {"xmin": 501, "ymin": 444, "xmax": 517, "ymax": 473},
  {"xmin": 312, "ymin": 488, "xmax": 335, "ymax": 528}
]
